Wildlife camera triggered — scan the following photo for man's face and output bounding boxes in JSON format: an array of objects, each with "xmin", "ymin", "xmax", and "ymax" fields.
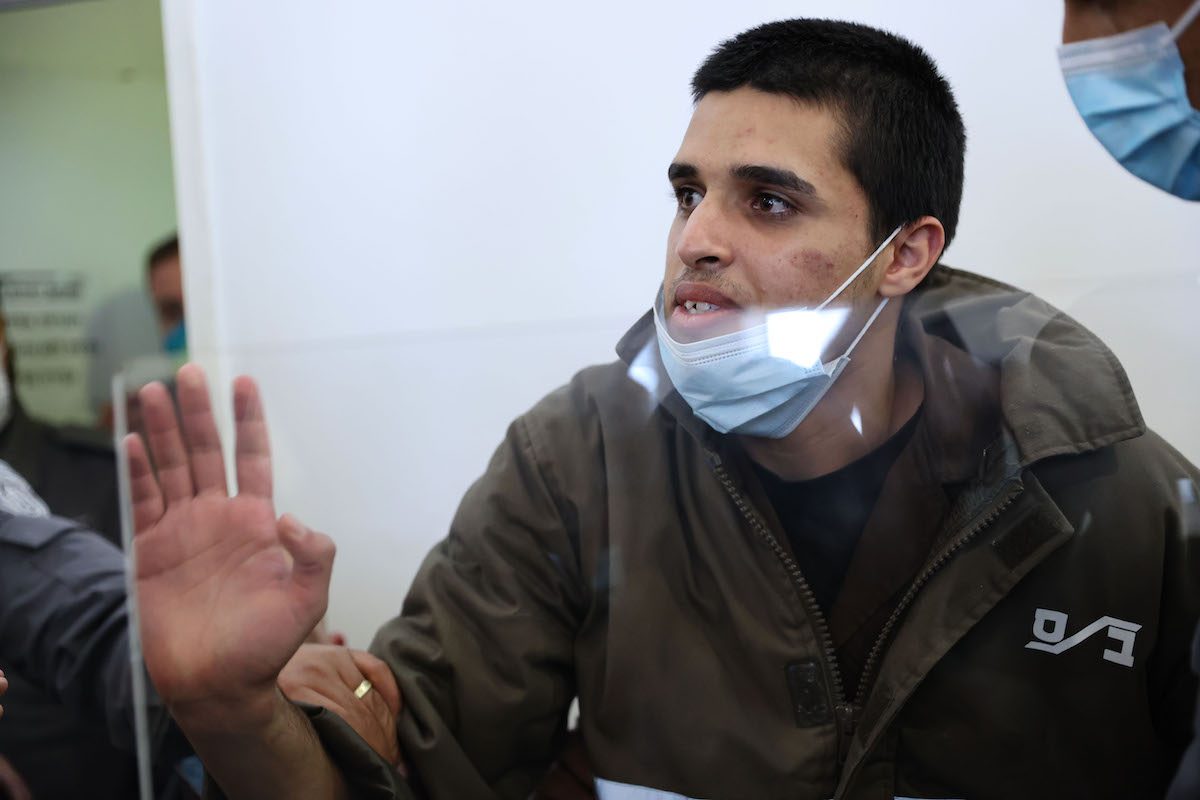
[
  {"xmin": 663, "ymin": 88, "xmax": 879, "ymax": 344},
  {"xmin": 149, "ymin": 255, "xmax": 184, "ymax": 337}
]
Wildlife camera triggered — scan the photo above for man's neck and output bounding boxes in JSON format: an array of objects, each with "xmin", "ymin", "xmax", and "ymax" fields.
[{"xmin": 739, "ymin": 306, "xmax": 924, "ymax": 482}]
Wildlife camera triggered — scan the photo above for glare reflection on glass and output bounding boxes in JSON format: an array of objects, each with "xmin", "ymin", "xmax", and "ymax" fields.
[
  {"xmin": 850, "ymin": 405, "xmax": 863, "ymax": 435},
  {"xmin": 765, "ymin": 306, "xmax": 850, "ymax": 368}
]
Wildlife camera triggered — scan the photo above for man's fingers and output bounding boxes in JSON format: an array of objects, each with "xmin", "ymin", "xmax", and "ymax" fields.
[
  {"xmin": 278, "ymin": 644, "xmax": 374, "ymax": 720},
  {"xmin": 176, "ymin": 364, "xmax": 228, "ymax": 495},
  {"xmin": 286, "ymin": 683, "xmax": 397, "ymax": 765},
  {"xmin": 280, "ymin": 649, "xmax": 398, "ymax": 764},
  {"xmin": 277, "ymin": 643, "xmax": 400, "ymax": 765},
  {"xmin": 277, "ymin": 649, "xmax": 361, "ymax": 724},
  {"xmin": 349, "ymin": 650, "xmax": 402, "ymax": 717},
  {"xmin": 326, "ymin": 649, "xmax": 392, "ymax": 737},
  {"xmin": 283, "ymin": 685, "xmax": 352, "ymax": 721},
  {"xmin": 139, "ymin": 381, "xmax": 195, "ymax": 504},
  {"xmin": 125, "ymin": 434, "xmax": 165, "ymax": 533},
  {"xmin": 233, "ymin": 376, "xmax": 273, "ymax": 498}
]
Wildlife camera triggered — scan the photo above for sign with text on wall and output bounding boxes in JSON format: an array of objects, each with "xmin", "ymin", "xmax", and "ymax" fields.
[{"xmin": 1, "ymin": 270, "xmax": 93, "ymax": 424}]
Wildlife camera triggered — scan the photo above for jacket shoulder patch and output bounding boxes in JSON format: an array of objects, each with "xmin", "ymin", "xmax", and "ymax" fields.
[{"xmin": 0, "ymin": 461, "xmax": 49, "ymax": 518}]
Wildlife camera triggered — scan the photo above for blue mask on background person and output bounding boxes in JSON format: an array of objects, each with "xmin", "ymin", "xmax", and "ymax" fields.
[
  {"xmin": 654, "ymin": 227, "xmax": 901, "ymax": 439},
  {"xmin": 1059, "ymin": 0, "xmax": 1200, "ymax": 201},
  {"xmin": 163, "ymin": 320, "xmax": 187, "ymax": 355}
]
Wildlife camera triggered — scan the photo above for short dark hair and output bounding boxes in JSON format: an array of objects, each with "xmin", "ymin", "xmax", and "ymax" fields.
[
  {"xmin": 147, "ymin": 233, "xmax": 180, "ymax": 274},
  {"xmin": 692, "ymin": 19, "xmax": 966, "ymax": 248}
]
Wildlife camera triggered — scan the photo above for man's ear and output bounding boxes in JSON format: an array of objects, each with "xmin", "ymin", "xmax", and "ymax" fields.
[{"xmin": 878, "ymin": 216, "xmax": 945, "ymax": 298}]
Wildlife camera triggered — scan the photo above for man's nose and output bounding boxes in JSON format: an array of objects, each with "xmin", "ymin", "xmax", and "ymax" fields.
[{"xmin": 674, "ymin": 197, "xmax": 733, "ymax": 271}]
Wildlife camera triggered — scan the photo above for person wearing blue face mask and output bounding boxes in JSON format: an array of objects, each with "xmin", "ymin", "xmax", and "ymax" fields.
[
  {"xmin": 147, "ymin": 234, "xmax": 188, "ymax": 358},
  {"xmin": 1061, "ymin": 5, "xmax": 1200, "ymax": 798},
  {"xmin": 1061, "ymin": 0, "xmax": 1200, "ymax": 200}
]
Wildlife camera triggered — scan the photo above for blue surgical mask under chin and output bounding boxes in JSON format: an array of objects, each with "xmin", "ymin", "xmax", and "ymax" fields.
[
  {"xmin": 654, "ymin": 227, "xmax": 901, "ymax": 439},
  {"xmin": 1058, "ymin": 0, "xmax": 1200, "ymax": 201}
]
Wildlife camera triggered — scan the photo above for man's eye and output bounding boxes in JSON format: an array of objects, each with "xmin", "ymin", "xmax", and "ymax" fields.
[
  {"xmin": 751, "ymin": 193, "xmax": 795, "ymax": 216},
  {"xmin": 674, "ymin": 187, "xmax": 702, "ymax": 211}
]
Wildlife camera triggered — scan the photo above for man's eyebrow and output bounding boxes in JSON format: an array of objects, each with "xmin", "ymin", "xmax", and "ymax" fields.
[
  {"xmin": 667, "ymin": 162, "xmax": 698, "ymax": 182},
  {"xmin": 731, "ymin": 164, "xmax": 818, "ymax": 199}
]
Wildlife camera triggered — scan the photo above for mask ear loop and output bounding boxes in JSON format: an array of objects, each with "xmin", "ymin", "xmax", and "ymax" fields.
[
  {"xmin": 816, "ymin": 225, "xmax": 903, "ymax": 311},
  {"xmin": 1171, "ymin": 0, "xmax": 1200, "ymax": 41},
  {"xmin": 842, "ymin": 296, "xmax": 891, "ymax": 358}
]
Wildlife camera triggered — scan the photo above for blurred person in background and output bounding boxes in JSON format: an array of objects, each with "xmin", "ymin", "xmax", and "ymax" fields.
[
  {"xmin": 0, "ymin": 293, "xmax": 119, "ymax": 544},
  {"xmin": 146, "ymin": 233, "xmax": 187, "ymax": 357},
  {"xmin": 129, "ymin": 18, "xmax": 1200, "ymax": 800},
  {"xmin": 89, "ymin": 232, "xmax": 185, "ymax": 431},
  {"xmin": 1059, "ymin": 3, "xmax": 1200, "ymax": 799}
]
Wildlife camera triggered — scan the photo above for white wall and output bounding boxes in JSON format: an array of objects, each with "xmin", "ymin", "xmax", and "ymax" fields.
[{"xmin": 161, "ymin": 0, "xmax": 1200, "ymax": 647}]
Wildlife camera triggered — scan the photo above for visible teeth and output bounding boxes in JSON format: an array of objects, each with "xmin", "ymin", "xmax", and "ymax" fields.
[{"xmin": 684, "ymin": 300, "xmax": 721, "ymax": 314}]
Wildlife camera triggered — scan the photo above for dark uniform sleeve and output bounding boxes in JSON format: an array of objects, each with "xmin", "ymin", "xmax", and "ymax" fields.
[{"xmin": 0, "ymin": 513, "xmax": 182, "ymax": 761}]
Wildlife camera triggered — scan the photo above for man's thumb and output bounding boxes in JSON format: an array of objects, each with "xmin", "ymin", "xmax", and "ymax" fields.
[{"xmin": 278, "ymin": 514, "xmax": 336, "ymax": 594}]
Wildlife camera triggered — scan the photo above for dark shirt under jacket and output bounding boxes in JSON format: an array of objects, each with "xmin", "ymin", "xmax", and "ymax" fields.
[
  {"xmin": 752, "ymin": 409, "xmax": 921, "ymax": 618},
  {"xmin": 740, "ymin": 314, "xmax": 1002, "ymax": 699}
]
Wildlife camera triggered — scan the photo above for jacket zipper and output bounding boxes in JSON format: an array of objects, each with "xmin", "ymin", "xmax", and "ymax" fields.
[
  {"xmin": 713, "ymin": 449, "xmax": 1025, "ymax": 776},
  {"xmin": 849, "ymin": 481, "xmax": 1023, "ymax": 709},
  {"xmin": 709, "ymin": 456, "xmax": 856, "ymax": 761}
]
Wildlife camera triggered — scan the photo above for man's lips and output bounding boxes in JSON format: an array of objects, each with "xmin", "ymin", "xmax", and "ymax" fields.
[
  {"xmin": 667, "ymin": 282, "xmax": 751, "ymax": 342},
  {"xmin": 672, "ymin": 282, "xmax": 741, "ymax": 309}
]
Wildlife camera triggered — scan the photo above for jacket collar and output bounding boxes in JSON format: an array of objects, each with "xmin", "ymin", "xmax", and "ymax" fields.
[{"xmin": 615, "ymin": 264, "xmax": 1146, "ymax": 471}]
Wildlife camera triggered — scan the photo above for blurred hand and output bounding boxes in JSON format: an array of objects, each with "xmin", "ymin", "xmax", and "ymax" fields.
[
  {"xmin": 278, "ymin": 644, "xmax": 404, "ymax": 770},
  {"xmin": 532, "ymin": 729, "xmax": 595, "ymax": 800},
  {"xmin": 0, "ymin": 668, "xmax": 7, "ymax": 720},
  {"xmin": 0, "ymin": 755, "xmax": 31, "ymax": 800},
  {"xmin": 306, "ymin": 618, "xmax": 348, "ymax": 646},
  {"xmin": 128, "ymin": 364, "xmax": 336, "ymax": 730}
]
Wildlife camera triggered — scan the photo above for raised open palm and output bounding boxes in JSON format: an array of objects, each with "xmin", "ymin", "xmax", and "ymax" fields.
[{"xmin": 127, "ymin": 365, "xmax": 335, "ymax": 725}]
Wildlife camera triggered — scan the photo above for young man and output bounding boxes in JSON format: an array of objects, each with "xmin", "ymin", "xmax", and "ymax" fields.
[{"xmin": 128, "ymin": 19, "xmax": 1200, "ymax": 799}]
